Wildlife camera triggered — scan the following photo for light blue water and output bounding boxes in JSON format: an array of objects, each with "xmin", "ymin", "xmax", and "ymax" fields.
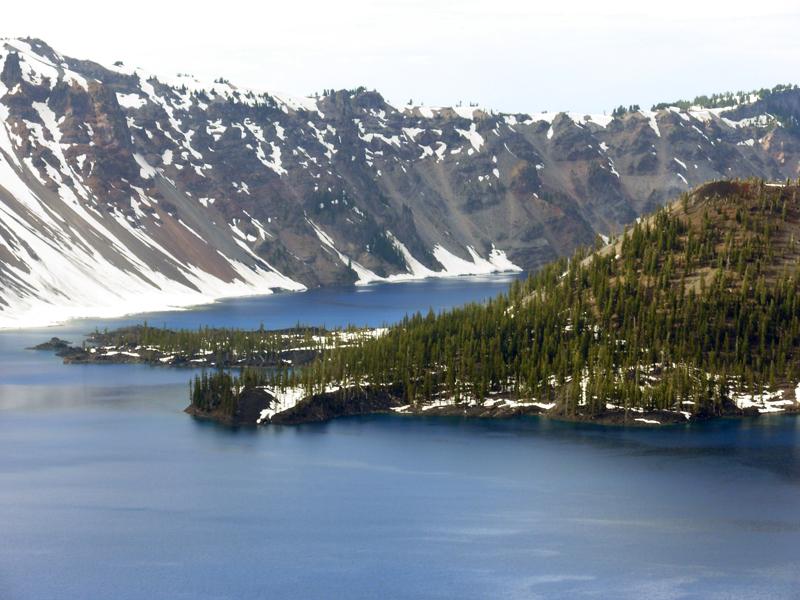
[{"xmin": 1, "ymin": 276, "xmax": 799, "ymax": 599}]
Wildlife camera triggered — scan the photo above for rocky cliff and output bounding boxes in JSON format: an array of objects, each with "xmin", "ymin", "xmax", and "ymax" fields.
[{"xmin": 1, "ymin": 38, "xmax": 798, "ymax": 326}]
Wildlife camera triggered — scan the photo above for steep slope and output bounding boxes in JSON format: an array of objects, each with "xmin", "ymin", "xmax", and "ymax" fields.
[
  {"xmin": 185, "ymin": 178, "xmax": 800, "ymax": 426},
  {"xmin": 2, "ymin": 38, "xmax": 800, "ymax": 327},
  {"xmin": 43, "ymin": 179, "xmax": 800, "ymax": 425}
]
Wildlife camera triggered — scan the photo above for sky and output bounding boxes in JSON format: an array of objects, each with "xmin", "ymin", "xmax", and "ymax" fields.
[{"xmin": 3, "ymin": 0, "xmax": 799, "ymax": 115}]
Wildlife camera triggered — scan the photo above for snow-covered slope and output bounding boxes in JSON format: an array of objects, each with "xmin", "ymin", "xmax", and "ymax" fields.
[
  {"xmin": 0, "ymin": 40, "xmax": 521, "ymax": 327},
  {"xmin": 1, "ymin": 38, "xmax": 798, "ymax": 327},
  {"xmin": 0, "ymin": 40, "xmax": 310, "ymax": 327}
]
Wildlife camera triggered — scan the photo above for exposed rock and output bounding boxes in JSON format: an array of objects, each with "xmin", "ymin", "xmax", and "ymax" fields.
[
  {"xmin": 185, "ymin": 387, "xmax": 274, "ymax": 427},
  {"xmin": 2, "ymin": 38, "xmax": 800, "ymax": 325},
  {"xmin": 27, "ymin": 337, "xmax": 72, "ymax": 351}
]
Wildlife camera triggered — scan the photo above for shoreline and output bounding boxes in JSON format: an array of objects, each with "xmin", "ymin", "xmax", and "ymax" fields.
[
  {"xmin": 32, "ymin": 329, "xmax": 800, "ymax": 429},
  {"xmin": 185, "ymin": 386, "xmax": 800, "ymax": 428},
  {"xmin": 2, "ymin": 270, "xmax": 522, "ymax": 331}
]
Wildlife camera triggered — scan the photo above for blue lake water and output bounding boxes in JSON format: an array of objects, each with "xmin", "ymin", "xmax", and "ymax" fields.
[{"xmin": 1, "ymin": 275, "xmax": 800, "ymax": 599}]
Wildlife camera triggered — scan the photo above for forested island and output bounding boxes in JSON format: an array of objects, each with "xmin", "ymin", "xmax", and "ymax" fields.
[
  {"xmin": 39, "ymin": 179, "xmax": 800, "ymax": 426},
  {"xmin": 41, "ymin": 324, "xmax": 375, "ymax": 369}
]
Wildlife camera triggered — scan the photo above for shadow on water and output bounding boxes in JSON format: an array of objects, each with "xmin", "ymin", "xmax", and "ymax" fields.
[{"xmin": 307, "ymin": 412, "xmax": 800, "ymax": 482}]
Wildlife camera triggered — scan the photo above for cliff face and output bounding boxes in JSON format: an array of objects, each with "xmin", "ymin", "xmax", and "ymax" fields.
[{"xmin": 1, "ymin": 38, "xmax": 799, "ymax": 326}]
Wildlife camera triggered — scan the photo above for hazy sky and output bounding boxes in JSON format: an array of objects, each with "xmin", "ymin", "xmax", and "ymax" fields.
[{"xmin": 3, "ymin": 0, "xmax": 799, "ymax": 114}]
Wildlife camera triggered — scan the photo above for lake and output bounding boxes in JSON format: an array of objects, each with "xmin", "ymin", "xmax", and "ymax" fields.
[{"xmin": 1, "ymin": 276, "xmax": 799, "ymax": 599}]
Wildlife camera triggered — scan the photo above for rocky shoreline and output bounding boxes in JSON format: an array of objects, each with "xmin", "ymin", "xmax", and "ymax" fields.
[
  {"xmin": 33, "ymin": 334, "xmax": 800, "ymax": 429},
  {"xmin": 29, "ymin": 327, "xmax": 322, "ymax": 369},
  {"xmin": 185, "ymin": 386, "xmax": 800, "ymax": 428}
]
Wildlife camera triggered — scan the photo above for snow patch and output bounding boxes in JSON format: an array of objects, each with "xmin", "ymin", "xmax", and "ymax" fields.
[
  {"xmin": 455, "ymin": 123, "xmax": 484, "ymax": 151},
  {"xmin": 640, "ymin": 110, "xmax": 660, "ymax": 137},
  {"xmin": 116, "ymin": 93, "xmax": 146, "ymax": 109}
]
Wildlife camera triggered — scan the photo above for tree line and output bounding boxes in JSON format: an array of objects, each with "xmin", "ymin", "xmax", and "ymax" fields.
[{"xmin": 189, "ymin": 179, "xmax": 800, "ymax": 419}]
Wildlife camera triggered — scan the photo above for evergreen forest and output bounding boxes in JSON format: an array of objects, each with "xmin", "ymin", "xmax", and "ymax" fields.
[{"xmin": 161, "ymin": 180, "xmax": 800, "ymax": 421}]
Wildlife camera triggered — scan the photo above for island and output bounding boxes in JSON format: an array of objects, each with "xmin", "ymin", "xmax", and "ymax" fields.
[{"xmin": 38, "ymin": 180, "xmax": 800, "ymax": 427}]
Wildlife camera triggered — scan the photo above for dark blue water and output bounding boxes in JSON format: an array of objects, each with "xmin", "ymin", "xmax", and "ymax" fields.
[{"xmin": 2, "ymin": 276, "xmax": 800, "ymax": 600}]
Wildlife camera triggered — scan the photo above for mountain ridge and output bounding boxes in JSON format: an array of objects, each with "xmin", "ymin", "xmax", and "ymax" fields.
[{"xmin": 1, "ymin": 37, "xmax": 800, "ymax": 327}]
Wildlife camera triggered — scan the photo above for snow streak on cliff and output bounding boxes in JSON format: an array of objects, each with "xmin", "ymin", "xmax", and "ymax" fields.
[{"xmin": 1, "ymin": 38, "xmax": 798, "ymax": 327}]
